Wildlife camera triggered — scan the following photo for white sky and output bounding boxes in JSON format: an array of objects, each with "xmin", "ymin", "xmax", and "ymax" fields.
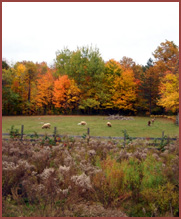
[{"xmin": 2, "ymin": 2, "xmax": 179, "ymax": 66}]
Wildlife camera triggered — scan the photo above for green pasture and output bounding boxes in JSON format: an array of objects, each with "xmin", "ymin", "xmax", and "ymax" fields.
[{"xmin": 2, "ymin": 115, "xmax": 179, "ymax": 138}]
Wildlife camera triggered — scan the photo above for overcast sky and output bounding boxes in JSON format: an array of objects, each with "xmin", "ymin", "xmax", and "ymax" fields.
[{"xmin": 2, "ymin": 2, "xmax": 179, "ymax": 66}]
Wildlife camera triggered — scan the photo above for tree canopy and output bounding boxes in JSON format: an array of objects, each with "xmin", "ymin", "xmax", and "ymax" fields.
[{"xmin": 2, "ymin": 40, "xmax": 179, "ymax": 115}]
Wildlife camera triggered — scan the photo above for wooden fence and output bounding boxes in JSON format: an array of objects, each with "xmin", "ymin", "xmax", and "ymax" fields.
[{"xmin": 2, "ymin": 125, "xmax": 177, "ymax": 147}]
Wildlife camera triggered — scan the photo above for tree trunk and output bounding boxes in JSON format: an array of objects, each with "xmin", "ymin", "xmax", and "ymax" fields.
[
  {"xmin": 149, "ymin": 90, "xmax": 152, "ymax": 115},
  {"xmin": 44, "ymin": 105, "xmax": 47, "ymax": 115},
  {"xmin": 176, "ymin": 111, "xmax": 179, "ymax": 126},
  {"xmin": 28, "ymin": 79, "xmax": 31, "ymax": 102}
]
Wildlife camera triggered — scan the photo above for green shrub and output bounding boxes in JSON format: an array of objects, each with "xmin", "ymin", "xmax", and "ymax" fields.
[
  {"xmin": 8, "ymin": 125, "xmax": 20, "ymax": 139},
  {"xmin": 121, "ymin": 158, "xmax": 143, "ymax": 201},
  {"xmin": 141, "ymin": 154, "xmax": 166, "ymax": 189}
]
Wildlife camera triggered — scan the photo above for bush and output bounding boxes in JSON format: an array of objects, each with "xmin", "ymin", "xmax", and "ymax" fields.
[
  {"xmin": 141, "ymin": 182, "xmax": 179, "ymax": 216},
  {"xmin": 92, "ymin": 157, "xmax": 126, "ymax": 208},
  {"xmin": 141, "ymin": 154, "xmax": 166, "ymax": 189},
  {"xmin": 8, "ymin": 125, "xmax": 20, "ymax": 139}
]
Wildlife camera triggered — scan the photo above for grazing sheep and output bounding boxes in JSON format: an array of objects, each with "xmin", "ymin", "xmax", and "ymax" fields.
[
  {"xmin": 151, "ymin": 118, "xmax": 155, "ymax": 124},
  {"xmin": 80, "ymin": 121, "xmax": 87, "ymax": 126},
  {"xmin": 148, "ymin": 121, "xmax": 151, "ymax": 126},
  {"xmin": 107, "ymin": 122, "xmax": 112, "ymax": 127},
  {"xmin": 77, "ymin": 123, "xmax": 81, "ymax": 125},
  {"xmin": 42, "ymin": 123, "xmax": 51, "ymax": 129}
]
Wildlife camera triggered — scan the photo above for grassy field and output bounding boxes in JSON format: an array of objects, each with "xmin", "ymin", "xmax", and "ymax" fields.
[{"xmin": 2, "ymin": 115, "xmax": 179, "ymax": 138}]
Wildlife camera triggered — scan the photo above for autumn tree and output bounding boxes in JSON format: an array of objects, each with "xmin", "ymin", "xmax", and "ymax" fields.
[
  {"xmin": 102, "ymin": 59, "xmax": 123, "ymax": 111},
  {"xmin": 36, "ymin": 62, "xmax": 49, "ymax": 75},
  {"xmin": 55, "ymin": 46, "xmax": 105, "ymax": 113},
  {"xmin": 12, "ymin": 61, "xmax": 38, "ymax": 115},
  {"xmin": 2, "ymin": 61, "xmax": 30, "ymax": 115},
  {"xmin": 35, "ymin": 69, "xmax": 54, "ymax": 114},
  {"xmin": 12, "ymin": 63, "xmax": 26, "ymax": 94},
  {"xmin": 112, "ymin": 68, "xmax": 137, "ymax": 113},
  {"xmin": 120, "ymin": 56, "xmax": 135, "ymax": 69},
  {"xmin": 143, "ymin": 66, "xmax": 161, "ymax": 115},
  {"xmin": 24, "ymin": 62, "xmax": 37, "ymax": 103},
  {"xmin": 53, "ymin": 75, "xmax": 80, "ymax": 113},
  {"xmin": 153, "ymin": 40, "xmax": 179, "ymax": 76},
  {"xmin": 134, "ymin": 58, "xmax": 160, "ymax": 115},
  {"xmin": 56, "ymin": 47, "xmax": 104, "ymax": 88},
  {"xmin": 157, "ymin": 72, "xmax": 179, "ymax": 113},
  {"xmin": 145, "ymin": 40, "xmax": 179, "ymax": 115},
  {"xmin": 119, "ymin": 56, "xmax": 146, "ymax": 114},
  {"xmin": 103, "ymin": 60, "xmax": 138, "ymax": 114},
  {"xmin": 66, "ymin": 79, "xmax": 81, "ymax": 113}
]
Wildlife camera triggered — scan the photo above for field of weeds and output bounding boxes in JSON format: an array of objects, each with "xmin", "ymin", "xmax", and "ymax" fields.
[{"xmin": 2, "ymin": 137, "xmax": 179, "ymax": 217}]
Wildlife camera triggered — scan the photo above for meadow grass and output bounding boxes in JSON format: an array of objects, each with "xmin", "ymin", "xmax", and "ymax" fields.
[{"xmin": 2, "ymin": 115, "xmax": 179, "ymax": 138}]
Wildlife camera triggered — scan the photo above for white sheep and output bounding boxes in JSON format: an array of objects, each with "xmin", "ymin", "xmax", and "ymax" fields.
[
  {"xmin": 79, "ymin": 121, "xmax": 87, "ymax": 126},
  {"xmin": 42, "ymin": 123, "xmax": 51, "ymax": 129},
  {"xmin": 107, "ymin": 122, "xmax": 112, "ymax": 127}
]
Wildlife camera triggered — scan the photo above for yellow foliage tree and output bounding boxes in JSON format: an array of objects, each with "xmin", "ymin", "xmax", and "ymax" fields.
[
  {"xmin": 112, "ymin": 69, "xmax": 137, "ymax": 112},
  {"xmin": 157, "ymin": 72, "xmax": 179, "ymax": 113},
  {"xmin": 66, "ymin": 79, "xmax": 81, "ymax": 112},
  {"xmin": 102, "ymin": 59, "xmax": 123, "ymax": 109}
]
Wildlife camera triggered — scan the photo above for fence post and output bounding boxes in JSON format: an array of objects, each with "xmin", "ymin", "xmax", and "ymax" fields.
[
  {"xmin": 162, "ymin": 131, "xmax": 165, "ymax": 138},
  {"xmin": 160, "ymin": 131, "xmax": 165, "ymax": 147},
  {"xmin": 123, "ymin": 130, "xmax": 126, "ymax": 148},
  {"xmin": 21, "ymin": 125, "xmax": 24, "ymax": 141},
  {"xmin": 54, "ymin": 127, "xmax": 57, "ymax": 142},
  {"xmin": 87, "ymin": 127, "xmax": 90, "ymax": 145},
  {"xmin": 87, "ymin": 127, "xmax": 90, "ymax": 136}
]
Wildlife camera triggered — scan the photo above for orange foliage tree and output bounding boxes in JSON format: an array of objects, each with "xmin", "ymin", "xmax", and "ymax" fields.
[
  {"xmin": 35, "ymin": 69, "xmax": 54, "ymax": 114},
  {"xmin": 53, "ymin": 75, "xmax": 80, "ymax": 113}
]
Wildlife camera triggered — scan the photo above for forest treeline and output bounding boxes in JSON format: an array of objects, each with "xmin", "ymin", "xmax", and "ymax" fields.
[{"xmin": 2, "ymin": 40, "xmax": 179, "ymax": 116}]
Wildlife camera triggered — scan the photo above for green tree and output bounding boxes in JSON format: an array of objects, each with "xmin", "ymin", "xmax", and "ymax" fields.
[
  {"xmin": 55, "ymin": 48, "xmax": 71, "ymax": 77},
  {"xmin": 2, "ymin": 68, "xmax": 20, "ymax": 115},
  {"xmin": 79, "ymin": 98, "xmax": 100, "ymax": 114},
  {"xmin": 55, "ymin": 46, "xmax": 105, "ymax": 113},
  {"xmin": 2, "ymin": 59, "xmax": 10, "ymax": 70}
]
